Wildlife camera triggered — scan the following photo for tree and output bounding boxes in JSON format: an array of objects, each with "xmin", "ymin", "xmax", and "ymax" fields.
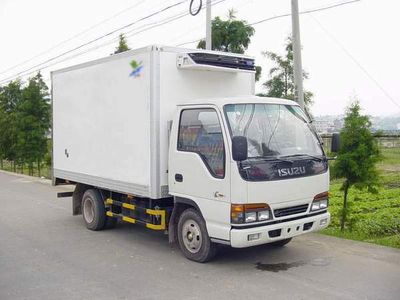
[
  {"xmin": 197, "ymin": 10, "xmax": 254, "ymax": 54},
  {"xmin": 15, "ymin": 72, "xmax": 50, "ymax": 176},
  {"xmin": 114, "ymin": 34, "xmax": 130, "ymax": 54},
  {"xmin": 261, "ymin": 37, "xmax": 313, "ymax": 106},
  {"xmin": 0, "ymin": 80, "xmax": 23, "ymax": 170},
  {"xmin": 333, "ymin": 101, "xmax": 382, "ymax": 231},
  {"xmin": 197, "ymin": 10, "xmax": 262, "ymax": 81},
  {"xmin": 255, "ymin": 66, "xmax": 262, "ymax": 82},
  {"xmin": 0, "ymin": 86, "xmax": 5, "ymax": 168}
]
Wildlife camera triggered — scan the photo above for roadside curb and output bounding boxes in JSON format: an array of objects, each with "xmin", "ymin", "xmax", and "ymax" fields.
[{"xmin": 0, "ymin": 169, "xmax": 52, "ymax": 185}]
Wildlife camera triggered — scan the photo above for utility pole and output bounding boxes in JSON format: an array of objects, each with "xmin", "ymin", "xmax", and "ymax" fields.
[
  {"xmin": 206, "ymin": 0, "xmax": 212, "ymax": 50},
  {"xmin": 291, "ymin": 0, "xmax": 305, "ymax": 110}
]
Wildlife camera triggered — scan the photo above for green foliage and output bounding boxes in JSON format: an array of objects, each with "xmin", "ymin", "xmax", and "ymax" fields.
[
  {"xmin": 0, "ymin": 72, "xmax": 50, "ymax": 176},
  {"xmin": 255, "ymin": 66, "xmax": 262, "ymax": 82},
  {"xmin": 322, "ymin": 111, "xmax": 396, "ymax": 247},
  {"xmin": 0, "ymin": 80, "xmax": 22, "ymax": 163},
  {"xmin": 114, "ymin": 34, "xmax": 130, "ymax": 54},
  {"xmin": 15, "ymin": 72, "xmax": 50, "ymax": 175},
  {"xmin": 333, "ymin": 101, "xmax": 382, "ymax": 189},
  {"xmin": 332, "ymin": 101, "xmax": 382, "ymax": 231},
  {"xmin": 378, "ymin": 148, "xmax": 400, "ymax": 167},
  {"xmin": 0, "ymin": 80, "xmax": 23, "ymax": 112},
  {"xmin": 197, "ymin": 10, "xmax": 261, "ymax": 81},
  {"xmin": 197, "ymin": 10, "xmax": 254, "ymax": 54},
  {"xmin": 321, "ymin": 166, "xmax": 400, "ymax": 248},
  {"xmin": 262, "ymin": 37, "xmax": 313, "ymax": 106}
]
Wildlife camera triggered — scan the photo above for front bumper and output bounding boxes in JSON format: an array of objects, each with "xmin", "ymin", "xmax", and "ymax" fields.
[{"xmin": 230, "ymin": 211, "xmax": 330, "ymax": 248}]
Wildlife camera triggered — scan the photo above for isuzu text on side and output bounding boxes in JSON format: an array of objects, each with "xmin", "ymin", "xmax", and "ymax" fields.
[{"xmin": 52, "ymin": 45, "xmax": 336, "ymax": 262}]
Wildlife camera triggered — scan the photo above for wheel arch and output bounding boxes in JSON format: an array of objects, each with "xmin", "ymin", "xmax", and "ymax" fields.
[
  {"xmin": 72, "ymin": 183, "xmax": 92, "ymax": 215},
  {"xmin": 72, "ymin": 184, "xmax": 111, "ymax": 215},
  {"xmin": 168, "ymin": 196, "xmax": 204, "ymax": 244}
]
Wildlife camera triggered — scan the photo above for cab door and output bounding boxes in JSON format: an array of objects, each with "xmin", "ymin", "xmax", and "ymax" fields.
[{"xmin": 168, "ymin": 106, "xmax": 231, "ymax": 240}]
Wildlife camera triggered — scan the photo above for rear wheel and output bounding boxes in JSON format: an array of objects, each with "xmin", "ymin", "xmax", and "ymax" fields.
[
  {"xmin": 269, "ymin": 238, "xmax": 292, "ymax": 247},
  {"xmin": 177, "ymin": 208, "xmax": 217, "ymax": 262},
  {"xmin": 82, "ymin": 189, "xmax": 106, "ymax": 231}
]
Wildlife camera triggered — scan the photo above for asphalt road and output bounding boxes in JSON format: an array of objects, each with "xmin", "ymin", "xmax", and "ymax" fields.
[{"xmin": 1, "ymin": 171, "xmax": 399, "ymax": 300}]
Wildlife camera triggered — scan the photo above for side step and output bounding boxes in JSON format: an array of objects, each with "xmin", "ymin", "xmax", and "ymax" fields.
[
  {"xmin": 57, "ymin": 191, "xmax": 73, "ymax": 198},
  {"xmin": 104, "ymin": 198, "xmax": 166, "ymax": 230}
]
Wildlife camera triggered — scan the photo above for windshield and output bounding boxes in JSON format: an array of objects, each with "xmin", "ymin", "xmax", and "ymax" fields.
[{"xmin": 224, "ymin": 103, "xmax": 323, "ymax": 158}]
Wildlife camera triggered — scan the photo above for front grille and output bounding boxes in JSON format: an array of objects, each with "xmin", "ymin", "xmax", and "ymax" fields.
[{"xmin": 274, "ymin": 204, "xmax": 309, "ymax": 218}]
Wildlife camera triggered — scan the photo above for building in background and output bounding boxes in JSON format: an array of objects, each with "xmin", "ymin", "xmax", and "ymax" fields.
[{"xmin": 313, "ymin": 116, "xmax": 343, "ymax": 134}]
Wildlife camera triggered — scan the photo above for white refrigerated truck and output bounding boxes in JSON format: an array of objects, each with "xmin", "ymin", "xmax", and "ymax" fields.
[{"xmin": 52, "ymin": 45, "xmax": 334, "ymax": 262}]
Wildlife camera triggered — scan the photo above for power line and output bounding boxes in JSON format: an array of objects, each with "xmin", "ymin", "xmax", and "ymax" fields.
[
  {"xmin": 249, "ymin": 0, "xmax": 361, "ymax": 26},
  {"xmin": 310, "ymin": 15, "xmax": 400, "ymax": 110},
  {"xmin": 0, "ymin": 0, "xmax": 359, "ymax": 85},
  {"xmin": 124, "ymin": 0, "xmax": 226, "ymax": 40},
  {"xmin": 0, "ymin": 0, "xmax": 226, "ymax": 85},
  {"xmin": 0, "ymin": 0, "xmax": 189, "ymax": 85},
  {"xmin": 0, "ymin": 0, "xmax": 148, "ymax": 77},
  {"xmin": 172, "ymin": 0, "xmax": 252, "ymax": 46},
  {"xmin": 176, "ymin": 38, "xmax": 202, "ymax": 47},
  {"xmin": 175, "ymin": 0, "xmax": 362, "ymax": 47}
]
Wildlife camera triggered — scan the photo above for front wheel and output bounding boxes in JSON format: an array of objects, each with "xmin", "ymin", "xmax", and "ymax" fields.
[{"xmin": 177, "ymin": 208, "xmax": 217, "ymax": 262}]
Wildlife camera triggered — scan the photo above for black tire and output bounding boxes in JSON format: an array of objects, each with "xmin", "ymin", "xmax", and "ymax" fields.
[
  {"xmin": 177, "ymin": 208, "xmax": 217, "ymax": 263},
  {"xmin": 82, "ymin": 189, "xmax": 106, "ymax": 231},
  {"xmin": 269, "ymin": 238, "xmax": 292, "ymax": 247}
]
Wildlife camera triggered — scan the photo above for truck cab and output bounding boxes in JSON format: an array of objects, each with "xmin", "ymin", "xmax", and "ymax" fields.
[{"xmin": 168, "ymin": 96, "xmax": 330, "ymax": 261}]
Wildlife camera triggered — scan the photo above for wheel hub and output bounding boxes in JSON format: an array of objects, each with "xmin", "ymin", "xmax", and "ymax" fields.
[
  {"xmin": 182, "ymin": 219, "xmax": 202, "ymax": 254},
  {"xmin": 83, "ymin": 198, "xmax": 95, "ymax": 224}
]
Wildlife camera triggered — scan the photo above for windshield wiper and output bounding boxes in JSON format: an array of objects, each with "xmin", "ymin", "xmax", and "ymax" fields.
[
  {"xmin": 279, "ymin": 154, "xmax": 324, "ymax": 162},
  {"xmin": 247, "ymin": 156, "xmax": 294, "ymax": 163}
]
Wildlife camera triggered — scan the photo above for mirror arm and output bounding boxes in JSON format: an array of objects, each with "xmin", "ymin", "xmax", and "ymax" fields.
[{"xmin": 326, "ymin": 156, "xmax": 337, "ymax": 161}]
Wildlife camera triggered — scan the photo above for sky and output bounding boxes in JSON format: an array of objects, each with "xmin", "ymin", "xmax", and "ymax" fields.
[{"xmin": 0, "ymin": 0, "xmax": 399, "ymax": 117}]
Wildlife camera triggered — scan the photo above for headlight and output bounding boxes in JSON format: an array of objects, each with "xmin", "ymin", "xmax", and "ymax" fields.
[
  {"xmin": 320, "ymin": 199, "xmax": 328, "ymax": 209},
  {"xmin": 258, "ymin": 210, "xmax": 270, "ymax": 221},
  {"xmin": 231, "ymin": 203, "xmax": 272, "ymax": 224},
  {"xmin": 311, "ymin": 202, "xmax": 320, "ymax": 211},
  {"xmin": 311, "ymin": 192, "xmax": 329, "ymax": 212},
  {"xmin": 245, "ymin": 212, "xmax": 257, "ymax": 223}
]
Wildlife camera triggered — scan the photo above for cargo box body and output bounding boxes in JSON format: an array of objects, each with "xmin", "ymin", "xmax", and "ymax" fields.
[{"xmin": 52, "ymin": 45, "xmax": 254, "ymax": 198}]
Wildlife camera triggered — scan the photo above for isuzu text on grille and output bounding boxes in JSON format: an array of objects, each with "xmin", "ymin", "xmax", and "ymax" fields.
[{"xmin": 278, "ymin": 166, "xmax": 306, "ymax": 177}]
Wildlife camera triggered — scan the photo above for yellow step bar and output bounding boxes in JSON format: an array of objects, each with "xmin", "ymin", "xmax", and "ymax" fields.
[{"xmin": 105, "ymin": 198, "xmax": 166, "ymax": 230}]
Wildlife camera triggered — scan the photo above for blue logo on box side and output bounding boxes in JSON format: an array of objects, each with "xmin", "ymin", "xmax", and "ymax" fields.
[{"xmin": 129, "ymin": 60, "xmax": 143, "ymax": 77}]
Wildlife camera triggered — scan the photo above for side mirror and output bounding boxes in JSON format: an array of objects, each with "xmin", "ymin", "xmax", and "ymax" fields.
[
  {"xmin": 232, "ymin": 136, "xmax": 248, "ymax": 162},
  {"xmin": 331, "ymin": 133, "xmax": 340, "ymax": 153}
]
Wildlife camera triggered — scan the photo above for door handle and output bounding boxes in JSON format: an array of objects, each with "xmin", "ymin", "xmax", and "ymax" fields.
[
  {"xmin": 175, "ymin": 173, "xmax": 183, "ymax": 182},
  {"xmin": 214, "ymin": 191, "xmax": 224, "ymax": 198}
]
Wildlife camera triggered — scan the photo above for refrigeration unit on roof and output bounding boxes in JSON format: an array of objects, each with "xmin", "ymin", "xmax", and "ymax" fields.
[{"xmin": 177, "ymin": 52, "xmax": 255, "ymax": 73}]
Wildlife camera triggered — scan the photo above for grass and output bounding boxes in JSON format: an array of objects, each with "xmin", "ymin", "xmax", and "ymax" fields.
[
  {"xmin": 0, "ymin": 160, "xmax": 51, "ymax": 179},
  {"xmin": 320, "ymin": 147, "xmax": 400, "ymax": 249},
  {"xmin": 378, "ymin": 148, "xmax": 400, "ymax": 171}
]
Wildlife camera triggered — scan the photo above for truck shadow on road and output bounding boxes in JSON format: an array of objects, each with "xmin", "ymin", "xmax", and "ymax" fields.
[
  {"xmin": 214, "ymin": 244, "xmax": 331, "ymax": 272},
  {"xmin": 104, "ymin": 221, "xmax": 331, "ymax": 271}
]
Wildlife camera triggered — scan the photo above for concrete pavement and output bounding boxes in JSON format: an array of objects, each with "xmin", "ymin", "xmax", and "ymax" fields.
[{"xmin": 0, "ymin": 170, "xmax": 399, "ymax": 300}]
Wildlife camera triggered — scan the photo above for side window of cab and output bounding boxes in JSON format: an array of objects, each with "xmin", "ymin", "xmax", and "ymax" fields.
[{"xmin": 177, "ymin": 108, "xmax": 225, "ymax": 178}]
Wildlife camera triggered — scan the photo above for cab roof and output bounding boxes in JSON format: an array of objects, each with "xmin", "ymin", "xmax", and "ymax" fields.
[{"xmin": 176, "ymin": 95, "xmax": 299, "ymax": 109}]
